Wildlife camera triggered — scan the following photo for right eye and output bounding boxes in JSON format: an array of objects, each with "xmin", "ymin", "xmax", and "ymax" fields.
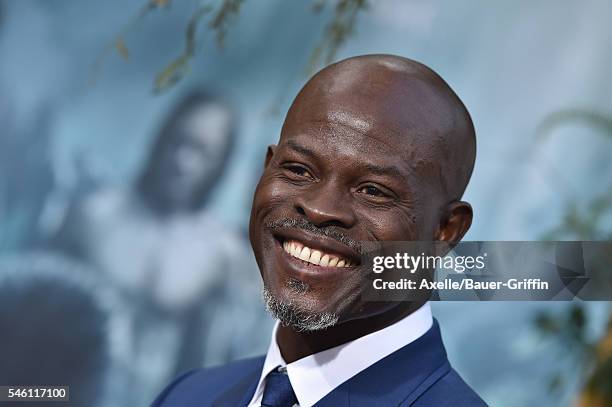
[{"xmin": 282, "ymin": 164, "xmax": 314, "ymax": 179}]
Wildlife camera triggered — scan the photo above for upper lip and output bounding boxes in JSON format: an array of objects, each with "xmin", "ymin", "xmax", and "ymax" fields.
[{"xmin": 272, "ymin": 228, "xmax": 361, "ymax": 265}]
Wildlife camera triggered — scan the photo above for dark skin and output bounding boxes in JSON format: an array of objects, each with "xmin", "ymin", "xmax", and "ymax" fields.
[{"xmin": 249, "ymin": 54, "xmax": 476, "ymax": 363}]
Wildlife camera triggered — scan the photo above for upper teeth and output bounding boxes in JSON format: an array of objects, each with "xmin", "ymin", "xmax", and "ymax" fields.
[{"xmin": 283, "ymin": 240, "xmax": 353, "ymax": 267}]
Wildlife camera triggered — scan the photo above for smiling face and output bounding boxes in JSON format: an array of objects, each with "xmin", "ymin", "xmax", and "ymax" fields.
[{"xmin": 249, "ymin": 55, "xmax": 475, "ymax": 331}]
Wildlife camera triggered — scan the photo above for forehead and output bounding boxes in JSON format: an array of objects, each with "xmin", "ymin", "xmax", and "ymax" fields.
[
  {"xmin": 285, "ymin": 74, "xmax": 456, "ymax": 160},
  {"xmin": 282, "ymin": 82, "xmax": 454, "ymax": 173},
  {"xmin": 281, "ymin": 118, "xmax": 404, "ymax": 160}
]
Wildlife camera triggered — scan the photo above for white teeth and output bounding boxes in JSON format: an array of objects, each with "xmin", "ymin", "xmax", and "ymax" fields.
[
  {"xmin": 309, "ymin": 250, "xmax": 322, "ymax": 265},
  {"xmin": 299, "ymin": 247, "xmax": 311, "ymax": 261},
  {"xmin": 320, "ymin": 254, "xmax": 330, "ymax": 267},
  {"xmin": 282, "ymin": 240, "xmax": 353, "ymax": 268}
]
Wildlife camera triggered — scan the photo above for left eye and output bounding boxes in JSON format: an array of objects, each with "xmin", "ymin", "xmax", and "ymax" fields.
[{"xmin": 358, "ymin": 186, "xmax": 387, "ymax": 197}]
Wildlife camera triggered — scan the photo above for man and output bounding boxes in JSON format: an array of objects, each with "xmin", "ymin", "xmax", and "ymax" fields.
[
  {"xmin": 152, "ymin": 54, "xmax": 486, "ymax": 406},
  {"xmin": 52, "ymin": 91, "xmax": 266, "ymax": 406}
]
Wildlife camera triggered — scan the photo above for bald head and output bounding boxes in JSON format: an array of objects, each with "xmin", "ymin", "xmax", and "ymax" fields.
[{"xmin": 282, "ymin": 54, "xmax": 476, "ymax": 200}]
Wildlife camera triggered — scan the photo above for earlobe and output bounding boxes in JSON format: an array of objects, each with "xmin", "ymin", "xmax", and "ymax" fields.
[
  {"xmin": 435, "ymin": 201, "xmax": 473, "ymax": 246},
  {"xmin": 264, "ymin": 145, "xmax": 277, "ymax": 168}
]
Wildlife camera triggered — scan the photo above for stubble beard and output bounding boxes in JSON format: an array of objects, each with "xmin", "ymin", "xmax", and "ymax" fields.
[{"xmin": 262, "ymin": 279, "xmax": 339, "ymax": 332}]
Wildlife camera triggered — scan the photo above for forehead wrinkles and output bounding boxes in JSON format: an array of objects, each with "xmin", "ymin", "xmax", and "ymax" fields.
[
  {"xmin": 283, "ymin": 120, "xmax": 400, "ymax": 159},
  {"xmin": 285, "ymin": 111, "xmax": 451, "ymax": 162},
  {"xmin": 282, "ymin": 121, "xmax": 447, "ymax": 186}
]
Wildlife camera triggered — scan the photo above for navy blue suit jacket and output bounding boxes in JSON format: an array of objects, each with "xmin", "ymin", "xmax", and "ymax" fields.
[{"xmin": 151, "ymin": 320, "xmax": 487, "ymax": 406}]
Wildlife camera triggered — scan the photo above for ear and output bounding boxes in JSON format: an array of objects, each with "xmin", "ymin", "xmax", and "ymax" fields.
[
  {"xmin": 264, "ymin": 145, "xmax": 277, "ymax": 168},
  {"xmin": 435, "ymin": 201, "xmax": 473, "ymax": 246}
]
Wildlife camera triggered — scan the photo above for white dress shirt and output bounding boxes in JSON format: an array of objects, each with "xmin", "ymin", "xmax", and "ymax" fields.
[{"xmin": 247, "ymin": 302, "xmax": 433, "ymax": 407}]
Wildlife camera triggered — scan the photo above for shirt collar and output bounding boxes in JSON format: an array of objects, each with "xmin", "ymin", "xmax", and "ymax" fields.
[{"xmin": 248, "ymin": 302, "xmax": 433, "ymax": 407}]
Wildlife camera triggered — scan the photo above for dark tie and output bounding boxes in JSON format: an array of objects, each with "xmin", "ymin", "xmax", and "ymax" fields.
[{"xmin": 261, "ymin": 366, "xmax": 298, "ymax": 407}]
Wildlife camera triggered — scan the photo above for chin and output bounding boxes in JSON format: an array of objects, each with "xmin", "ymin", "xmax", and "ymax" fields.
[
  {"xmin": 262, "ymin": 284, "xmax": 341, "ymax": 332},
  {"xmin": 264, "ymin": 268, "xmax": 361, "ymax": 322}
]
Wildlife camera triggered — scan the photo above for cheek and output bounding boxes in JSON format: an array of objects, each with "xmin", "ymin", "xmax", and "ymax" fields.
[
  {"xmin": 250, "ymin": 176, "xmax": 291, "ymax": 258},
  {"xmin": 252, "ymin": 175, "xmax": 296, "ymax": 218},
  {"xmin": 356, "ymin": 195, "xmax": 443, "ymax": 241},
  {"xmin": 262, "ymin": 177, "xmax": 291, "ymax": 201},
  {"xmin": 356, "ymin": 208, "xmax": 420, "ymax": 241}
]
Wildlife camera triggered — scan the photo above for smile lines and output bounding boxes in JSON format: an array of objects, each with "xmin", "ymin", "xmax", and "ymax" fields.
[{"xmin": 283, "ymin": 240, "xmax": 355, "ymax": 268}]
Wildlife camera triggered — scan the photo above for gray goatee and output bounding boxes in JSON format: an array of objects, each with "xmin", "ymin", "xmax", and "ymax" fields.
[{"xmin": 262, "ymin": 285, "xmax": 339, "ymax": 332}]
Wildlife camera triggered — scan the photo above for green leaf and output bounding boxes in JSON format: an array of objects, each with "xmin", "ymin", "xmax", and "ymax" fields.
[
  {"xmin": 152, "ymin": 0, "xmax": 170, "ymax": 8},
  {"xmin": 308, "ymin": 0, "xmax": 368, "ymax": 73},
  {"xmin": 154, "ymin": 54, "xmax": 191, "ymax": 93},
  {"xmin": 152, "ymin": 4, "xmax": 212, "ymax": 93},
  {"xmin": 209, "ymin": 0, "xmax": 245, "ymax": 48}
]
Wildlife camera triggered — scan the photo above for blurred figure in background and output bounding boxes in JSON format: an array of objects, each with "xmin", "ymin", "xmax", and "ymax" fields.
[
  {"xmin": 0, "ymin": 2, "xmax": 56, "ymax": 251},
  {"xmin": 51, "ymin": 90, "xmax": 266, "ymax": 406},
  {"xmin": 0, "ymin": 100, "xmax": 55, "ymax": 250},
  {"xmin": 0, "ymin": 254, "xmax": 114, "ymax": 407},
  {"xmin": 137, "ymin": 90, "xmax": 235, "ymax": 216}
]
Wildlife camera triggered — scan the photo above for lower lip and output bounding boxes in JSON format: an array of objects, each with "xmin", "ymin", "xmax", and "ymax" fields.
[{"xmin": 273, "ymin": 238, "xmax": 358, "ymax": 280}]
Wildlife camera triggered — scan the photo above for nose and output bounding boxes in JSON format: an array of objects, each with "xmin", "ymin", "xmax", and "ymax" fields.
[{"xmin": 293, "ymin": 180, "xmax": 356, "ymax": 228}]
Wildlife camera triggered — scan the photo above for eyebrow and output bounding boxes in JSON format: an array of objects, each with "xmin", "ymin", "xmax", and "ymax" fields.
[
  {"xmin": 362, "ymin": 163, "xmax": 406, "ymax": 179},
  {"xmin": 285, "ymin": 140, "xmax": 317, "ymax": 159},
  {"xmin": 286, "ymin": 140, "xmax": 407, "ymax": 180}
]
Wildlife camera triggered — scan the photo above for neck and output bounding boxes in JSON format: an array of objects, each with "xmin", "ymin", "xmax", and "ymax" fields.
[{"xmin": 276, "ymin": 301, "xmax": 424, "ymax": 363}]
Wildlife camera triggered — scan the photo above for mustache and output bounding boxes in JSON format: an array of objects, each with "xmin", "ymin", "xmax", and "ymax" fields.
[{"xmin": 264, "ymin": 218, "xmax": 363, "ymax": 255}]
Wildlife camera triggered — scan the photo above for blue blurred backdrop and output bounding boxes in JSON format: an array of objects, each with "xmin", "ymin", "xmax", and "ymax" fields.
[{"xmin": 1, "ymin": 1, "xmax": 611, "ymax": 406}]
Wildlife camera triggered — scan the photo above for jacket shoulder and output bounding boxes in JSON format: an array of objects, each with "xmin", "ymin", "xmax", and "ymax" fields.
[
  {"xmin": 410, "ymin": 368, "xmax": 488, "ymax": 407},
  {"xmin": 150, "ymin": 356, "xmax": 264, "ymax": 407}
]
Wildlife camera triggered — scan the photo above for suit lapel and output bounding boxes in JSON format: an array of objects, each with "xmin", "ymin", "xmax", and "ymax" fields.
[
  {"xmin": 212, "ymin": 363, "xmax": 261, "ymax": 407},
  {"xmin": 312, "ymin": 385, "xmax": 351, "ymax": 407},
  {"xmin": 315, "ymin": 320, "xmax": 450, "ymax": 407}
]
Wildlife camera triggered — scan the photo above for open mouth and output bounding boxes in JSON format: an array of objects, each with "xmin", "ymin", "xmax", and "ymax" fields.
[
  {"xmin": 277, "ymin": 236, "xmax": 359, "ymax": 270},
  {"xmin": 282, "ymin": 240, "xmax": 355, "ymax": 267}
]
